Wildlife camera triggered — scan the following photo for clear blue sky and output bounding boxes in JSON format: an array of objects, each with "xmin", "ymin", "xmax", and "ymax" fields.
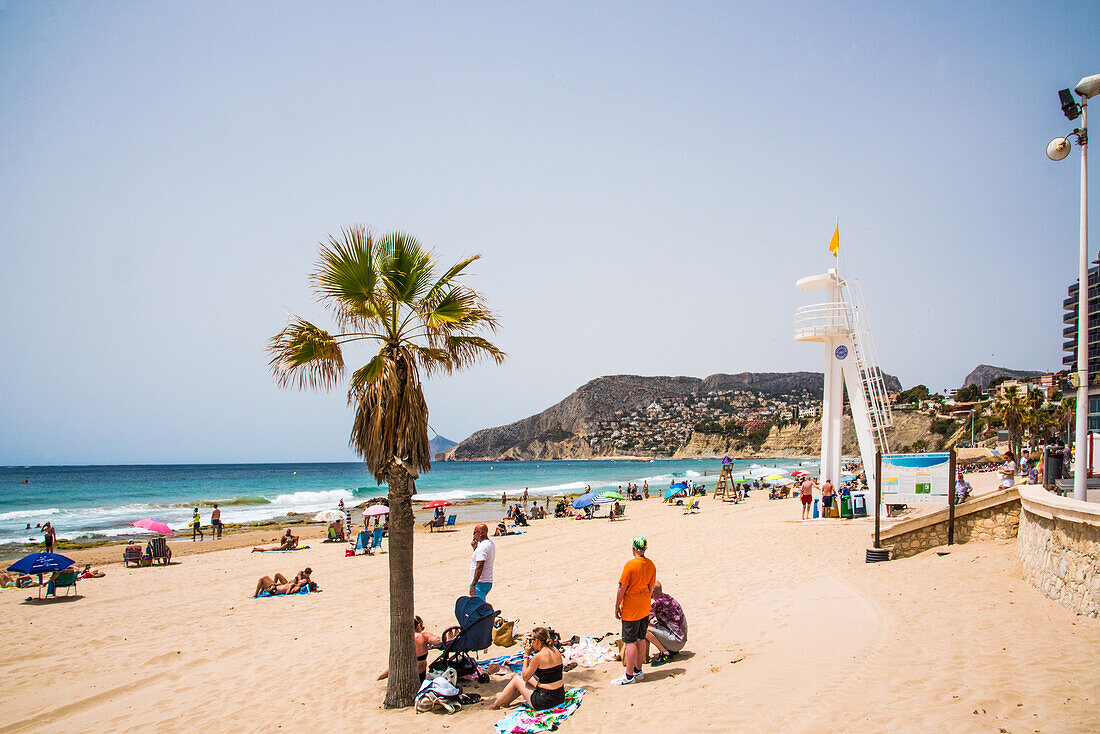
[{"xmin": 1, "ymin": 1, "xmax": 1098, "ymax": 464}]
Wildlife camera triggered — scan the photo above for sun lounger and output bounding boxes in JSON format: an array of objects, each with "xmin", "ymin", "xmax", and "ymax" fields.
[
  {"xmin": 369, "ymin": 527, "xmax": 384, "ymax": 552},
  {"xmin": 123, "ymin": 545, "xmax": 144, "ymax": 567},
  {"xmin": 149, "ymin": 537, "xmax": 172, "ymax": 565},
  {"xmin": 45, "ymin": 570, "xmax": 78, "ymax": 598},
  {"xmin": 683, "ymin": 499, "xmax": 700, "ymax": 514},
  {"xmin": 445, "ymin": 514, "xmax": 457, "ymax": 529}
]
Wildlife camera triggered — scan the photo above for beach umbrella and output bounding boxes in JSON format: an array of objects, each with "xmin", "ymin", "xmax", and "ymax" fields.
[
  {"xmin": 722, "ymin": 455, "xmax": 732, "ymax": 465},
  {"xmin": 8, "ymin": 552, "xmax": 75, "ymax": 599},
  {"xmin": 8, "ymin": 552, "xmax": 74, "ymax": 576},
  {"xmin": 663, "ymin": 487, "xmax": 682, "ymax": 500},
  {"xmin": 362, "ymin": 505, "xmax": 390, "ymax": 517},
  {"xmin": 312, "ymin": 510, "xmax": 345, "ymax": 523},
  {"xmin": 592, "ymin": 495, "xmax": 615, "ymax": 505},
  {"xmin": 764, "ymin": 474, "xmax": 785, "ymax": 481},
  {"xmin": 131, "ymin": 519, "xmax": 173, "ymax": 535},
  {"xmin": 670, "ymin": 481, "xmax": 688, "ymax": 490},
  {"xmin": 600, "ymin": 491, "xmax": 625, "ymax": 500},
  {"xmin": 733, "ymin": 478, "xmax": 750, "ymax": 483},
  {"xmin": 572, "ymin": 493, "xmax": 597, "ymax": 509},
  {"xmin": 421, "ymin": 500, "xmax": 453, "ymax": 510},
  {"xmin": 791, "ymin": 471, "xmax": 808, "ymax": 478}
]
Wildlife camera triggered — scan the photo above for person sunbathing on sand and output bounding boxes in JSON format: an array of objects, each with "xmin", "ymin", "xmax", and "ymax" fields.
[
  {"xmin": 254, "ymin": 573, "xmax": 295, "ymax": 596},
  {"xmin": 251, "ymin": 529, "xmax": 299, "ymax": 552},
  {"xmin": 79, "ymin": 564, "xmax": 105, "ymax": 579},
  {"xmin": 376, "ymin": 615, "xmax": 442, "ymax": 682}
]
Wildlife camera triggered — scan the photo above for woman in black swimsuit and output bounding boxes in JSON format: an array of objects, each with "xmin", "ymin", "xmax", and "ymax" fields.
[
  {"xmin": 376, "ymin": 615, "xmax": 440, "ymax": 682},
  {"xmin": 490, "ymin": 627, "xmax": 565, "ymax": 711}
]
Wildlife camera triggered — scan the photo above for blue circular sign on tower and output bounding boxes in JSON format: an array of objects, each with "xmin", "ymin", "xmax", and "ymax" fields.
[{"xmin": 835, "ymin": 345, "xmax": 848, "ymax": 360}]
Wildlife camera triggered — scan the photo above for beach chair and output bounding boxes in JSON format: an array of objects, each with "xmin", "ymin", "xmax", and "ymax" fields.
[
  {"xmin": 123, "ymin": 545, "xmax": 144, "ymax": 567},
  {"xmin": 352, "ymin": 530, "xmax": 370, "ymax": 555},
  {"xmin": 45, "ymin": 570, "xmax": 78, "ymax": 597},
  {"xmin": 444, "ymin": 514, "xmax": 457, "ymax": 530},
  {"xmin": 369, "ymin": 527, "xmax": 384, "ymax": 552},
  {"xmin": 428, "ymin": 516, "xmax": 446, "ymax": 532},
  {"xmin": 683, "ymin": 499, "xmax": 700, "ymax": 515},
  {"xmin": 149, "ymin": 536, "xmax": 172, "ymax": 565}
]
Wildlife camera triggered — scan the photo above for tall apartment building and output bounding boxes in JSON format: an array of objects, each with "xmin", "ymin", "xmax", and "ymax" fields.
[{"xmin": 1063, "ymin": 258, "xmax": 1100, "ymax": 430}]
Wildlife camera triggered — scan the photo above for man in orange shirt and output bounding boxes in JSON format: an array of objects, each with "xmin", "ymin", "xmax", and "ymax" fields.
[{"xmin": 614, "ymin": 536, "xmax": 657, "ymax": 685}]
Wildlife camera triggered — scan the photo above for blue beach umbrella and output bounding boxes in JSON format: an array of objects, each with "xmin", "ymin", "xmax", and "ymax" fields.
[
  {"xmin": 8, "ymin": 552, "xmax": 75, "ymax": 599},
  {"xmin": 572, "ymin": 493, "xmax": 597, "ymax": 510},
  {"xmin": 664, "ymin": 487, "xmax": 682, "ymax": 500},
  {"xmin": 670, "ymin": 482, "xmax": 688, "ymax": 490},
  {"xmin": 8, "ymin": 552, "xmax": 74, "ymax": 576}
]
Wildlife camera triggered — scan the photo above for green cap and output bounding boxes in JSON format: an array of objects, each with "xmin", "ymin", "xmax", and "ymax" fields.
[{"xmin": 631, "ymin": 536, "xmax": 647, "ymax": 551}]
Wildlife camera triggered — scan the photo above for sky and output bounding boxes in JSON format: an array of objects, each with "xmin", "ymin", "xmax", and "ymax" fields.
[{"xmin": 1, "ymin": 1, "xmax": 1098, "ymax": 465}]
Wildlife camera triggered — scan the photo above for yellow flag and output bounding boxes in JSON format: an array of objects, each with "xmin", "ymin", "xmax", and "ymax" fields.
[{"xmin": 828, "ymin": 222, "xmax": 839, "ymax": 258}]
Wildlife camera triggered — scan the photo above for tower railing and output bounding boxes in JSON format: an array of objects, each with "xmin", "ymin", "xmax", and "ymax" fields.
[
  {"xmin": 794, "ymin": 303, "xmax": 853, "ymax": 340},
  {"xmin": 841, "ymin": 279, "xmax": 893, "ymax": 452}
]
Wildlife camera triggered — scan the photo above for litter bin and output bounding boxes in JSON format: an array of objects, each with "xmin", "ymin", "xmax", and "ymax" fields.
[
  {"xmin": 852, "ymin": 493, "xmax": 868, "ymax": 517},
  {"xmin": 839, "ymin": 496, "xmax": 853, "ymax": 518}
]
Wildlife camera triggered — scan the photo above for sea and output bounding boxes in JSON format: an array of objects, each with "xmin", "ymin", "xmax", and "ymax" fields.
[{"xmin": 0, "ymin": 457, "xmax": 817, "ymax": 546}]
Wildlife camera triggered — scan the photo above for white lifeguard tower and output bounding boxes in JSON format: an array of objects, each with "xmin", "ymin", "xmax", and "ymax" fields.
[{"xmin": 794, "ymin": 269, "xmax": 892, "ymax": 491}]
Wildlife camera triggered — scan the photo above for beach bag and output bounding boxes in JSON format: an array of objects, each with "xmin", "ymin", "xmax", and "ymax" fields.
[{"xmin": 493, "ymin": 617, "xmax": 517, "ymax": 647}]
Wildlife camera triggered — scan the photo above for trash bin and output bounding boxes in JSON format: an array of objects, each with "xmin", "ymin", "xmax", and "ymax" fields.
[
  {"xmin": 852, "ymin": 493, "xmax": 868, "ymax": 517},
  {"xmin": 812, "ymin": 498, "xmax": 820, "ymax": 519},
  {"xmin": 839, "ymin": 496, "xmax": 853, "ymax": 518}
]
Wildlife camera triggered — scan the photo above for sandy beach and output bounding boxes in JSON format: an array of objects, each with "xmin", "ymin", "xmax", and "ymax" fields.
[{"xmin": 2, "ymin": 477, "xmax": 1098, "ymax": 733}]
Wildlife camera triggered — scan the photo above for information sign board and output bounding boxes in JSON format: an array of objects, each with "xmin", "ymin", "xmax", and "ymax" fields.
[{"xmin": 879, "ymin": 452, "xmax": 951, "ymax": 505}]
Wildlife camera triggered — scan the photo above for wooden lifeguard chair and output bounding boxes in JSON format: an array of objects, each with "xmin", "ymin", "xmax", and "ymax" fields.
[{"xmin": 713, "ymin": 464, "xmax": 734, "ymax": 499}]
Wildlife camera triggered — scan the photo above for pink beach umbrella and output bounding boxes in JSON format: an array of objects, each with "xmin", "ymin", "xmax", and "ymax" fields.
[
  {"xmin": 362, "ymin": 505, "xmax": 390, "ymax": 517},
  {"xmin": 131, "ymin": 519, "xmax": 174, "ymax": 535}
]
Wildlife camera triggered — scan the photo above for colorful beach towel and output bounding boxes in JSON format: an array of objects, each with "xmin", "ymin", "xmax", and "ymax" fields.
[
  {"xmin": 493, "ymin": 688, "xmax": 585, "ymax": 734},
  {"xmin": 479, "ymin": 652, "xmax": 525, "ymax": 673},
  {"xmin": 255, "ymin": 584, "xmax": 318, "ymax": 599}
]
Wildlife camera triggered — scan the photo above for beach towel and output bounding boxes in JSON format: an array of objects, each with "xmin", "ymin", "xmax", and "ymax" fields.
[
  {"xmin": 561, "ymin": 638, "xmax": 616, "ymax": 668},
  {"xmin": 479, "ymin": 652, "xmax": 525, "ymax": 673},
  {"xmin": 254, "ymin": 584, "xmax": 318, "ymax": 599},
  {"xmin": 493, "ymin": 688, "xmax": 585, "ymax": 734}
]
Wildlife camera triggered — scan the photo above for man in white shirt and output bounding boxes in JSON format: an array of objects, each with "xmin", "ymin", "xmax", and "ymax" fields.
[{"xmin": 469, "ymin": 523, "xmax": 496, "ymax": 600}]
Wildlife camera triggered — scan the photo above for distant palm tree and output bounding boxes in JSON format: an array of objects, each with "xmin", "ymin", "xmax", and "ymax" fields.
[
  {"xmin": 1053, "ymin": 396, "xmax": 1076, "ymax": 442},
  {"xmin": 268, "ymin": 226, "xmax": 504, "ymax": 707},
  {"xmin": 993, "ymin": 386, "xmax": 1027, "ymax": 457}
]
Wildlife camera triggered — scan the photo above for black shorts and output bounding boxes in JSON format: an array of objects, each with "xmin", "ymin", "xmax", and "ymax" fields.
[
  {"xmin": 530, "ymin": 686, "xmax": 565, "ymax": 711},
  {"xmin": 621, "ymin": 616, "xmax": 650, "ymax": 644},
  {"xmin": 822, "ymin": 496, "xmax": 834, "ymax": 508}
]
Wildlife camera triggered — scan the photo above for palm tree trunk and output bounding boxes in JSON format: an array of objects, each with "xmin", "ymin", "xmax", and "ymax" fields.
[{"xmin": 383, "ymin": 468, "xmax": 418, "ymax": 708}]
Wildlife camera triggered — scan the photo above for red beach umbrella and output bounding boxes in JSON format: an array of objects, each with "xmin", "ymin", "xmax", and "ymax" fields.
[
  {"xmin": 791, "ymin": 471, "xmax": 808, "ymax": 478},
  {"xmin": 420, "ymin": 500, "xmax": 453, "ymax": 510},
  {"xmin": 131, "ymin": 519, "xmax": 174, "ymax": 535}
]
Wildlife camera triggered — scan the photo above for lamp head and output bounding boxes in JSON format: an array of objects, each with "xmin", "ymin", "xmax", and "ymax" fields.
[
  {"xmin": 1075, "ymin": 73, "xmax": 1100, "ymax": 100},
  {"xmin": 1059, "ymin": 89, "xmax": 1081, "ymax": 120},
  {"xmin": 1047, "ymin": 136, "xmax": 1072, "ymax": 161}
]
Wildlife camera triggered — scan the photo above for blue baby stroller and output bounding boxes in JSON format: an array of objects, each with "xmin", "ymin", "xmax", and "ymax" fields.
[{"xmin": 429, "ymin": 596, "xmax": 500, "ymax": 679}]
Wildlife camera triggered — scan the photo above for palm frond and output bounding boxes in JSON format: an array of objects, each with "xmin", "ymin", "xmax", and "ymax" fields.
[
  {"xmin": 268, "ymin": 317, "xmax": 346, "ymax": 390},
  {"xmin": 347, "ymin": 353, "xmax": 389, "ymax": 404},
  {"xmin": 377, "ymin": 232, "xmax": 436, "ymax": 304},
  {"xmin": 311, "ymin": 226, "xmax": 388, "ymax": 328},
  {"xmin": 422, "ymin": 254, "xmax": 481, "ymax": 305},
  {"xmin": 440, "ymin": 334, "xmax": 507, "ymax": 371}
]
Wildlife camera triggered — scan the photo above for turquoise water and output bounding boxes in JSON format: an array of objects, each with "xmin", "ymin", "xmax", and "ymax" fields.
[{"xmin": 0, "ymin": 457, "xmax": 816, "ymax": 544}]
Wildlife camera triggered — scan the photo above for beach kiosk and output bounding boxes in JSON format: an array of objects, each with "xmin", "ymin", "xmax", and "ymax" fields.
[{"xmin": 794, "ymin": 268, "xmax": 893, "ymax": 497}]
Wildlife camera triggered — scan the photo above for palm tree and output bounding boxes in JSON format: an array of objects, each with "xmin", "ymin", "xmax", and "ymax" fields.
[
  {"xmin": 992, "ymin": 386, "xmax": 1027, "ymax": 457},
  {"xmin": 268, "ymin": 227, "xmax": 505, "ymax": 707},
  {"xmin": 1053, "ymin": 396, "xmax": 1076, "ymax": 442}
]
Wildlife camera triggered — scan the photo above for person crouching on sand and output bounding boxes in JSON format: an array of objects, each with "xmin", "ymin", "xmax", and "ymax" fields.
[{"xmin": 376, "ymin": 615, "xmax": 442, "ymax": 682}]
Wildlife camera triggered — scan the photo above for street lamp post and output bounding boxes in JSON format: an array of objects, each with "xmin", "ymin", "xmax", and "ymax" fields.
[{"xmin": 1049, "ymin": 74, "xmax": 1100, "ymax": 501}]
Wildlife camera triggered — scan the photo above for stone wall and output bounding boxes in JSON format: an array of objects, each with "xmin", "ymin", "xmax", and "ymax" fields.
[
  {"xmin": 877, "ymin": 487, "xmax": 1020, "ymax": 560},
  {"xmin": 1017, "ymin": 486, "xmax": 1100, "ymax": 618}
]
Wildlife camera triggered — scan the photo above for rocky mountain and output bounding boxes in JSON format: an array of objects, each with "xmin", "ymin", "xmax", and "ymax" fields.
[
  {"xmin": 673, "ymin": 411, "xmax": 945, "ymax": 459},
  {"xmin": 441, "ymin": 371, "xmax": 903, "ymax": 461},
  {"xmin": 963, "ymin": 364, "xmax": 1047, "ymax": 390},
  {"xmin": 429, "ymin": 434, "xmax": 458, "ymax": 458}
]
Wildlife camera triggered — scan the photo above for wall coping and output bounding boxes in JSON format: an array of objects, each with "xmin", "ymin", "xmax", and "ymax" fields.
[
  {"xmin": 1019, "ymin": 485, "xmax": 1100, "ymax": 528},
  {"xmin": 878, "ymin": 485, "xmax": 1021, "ymax": 541}
]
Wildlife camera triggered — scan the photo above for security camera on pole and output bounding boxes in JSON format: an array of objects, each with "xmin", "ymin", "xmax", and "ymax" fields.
[{"xmin": 1048, "ymin": 73, "xmax": 1099, "ymax": 502}]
